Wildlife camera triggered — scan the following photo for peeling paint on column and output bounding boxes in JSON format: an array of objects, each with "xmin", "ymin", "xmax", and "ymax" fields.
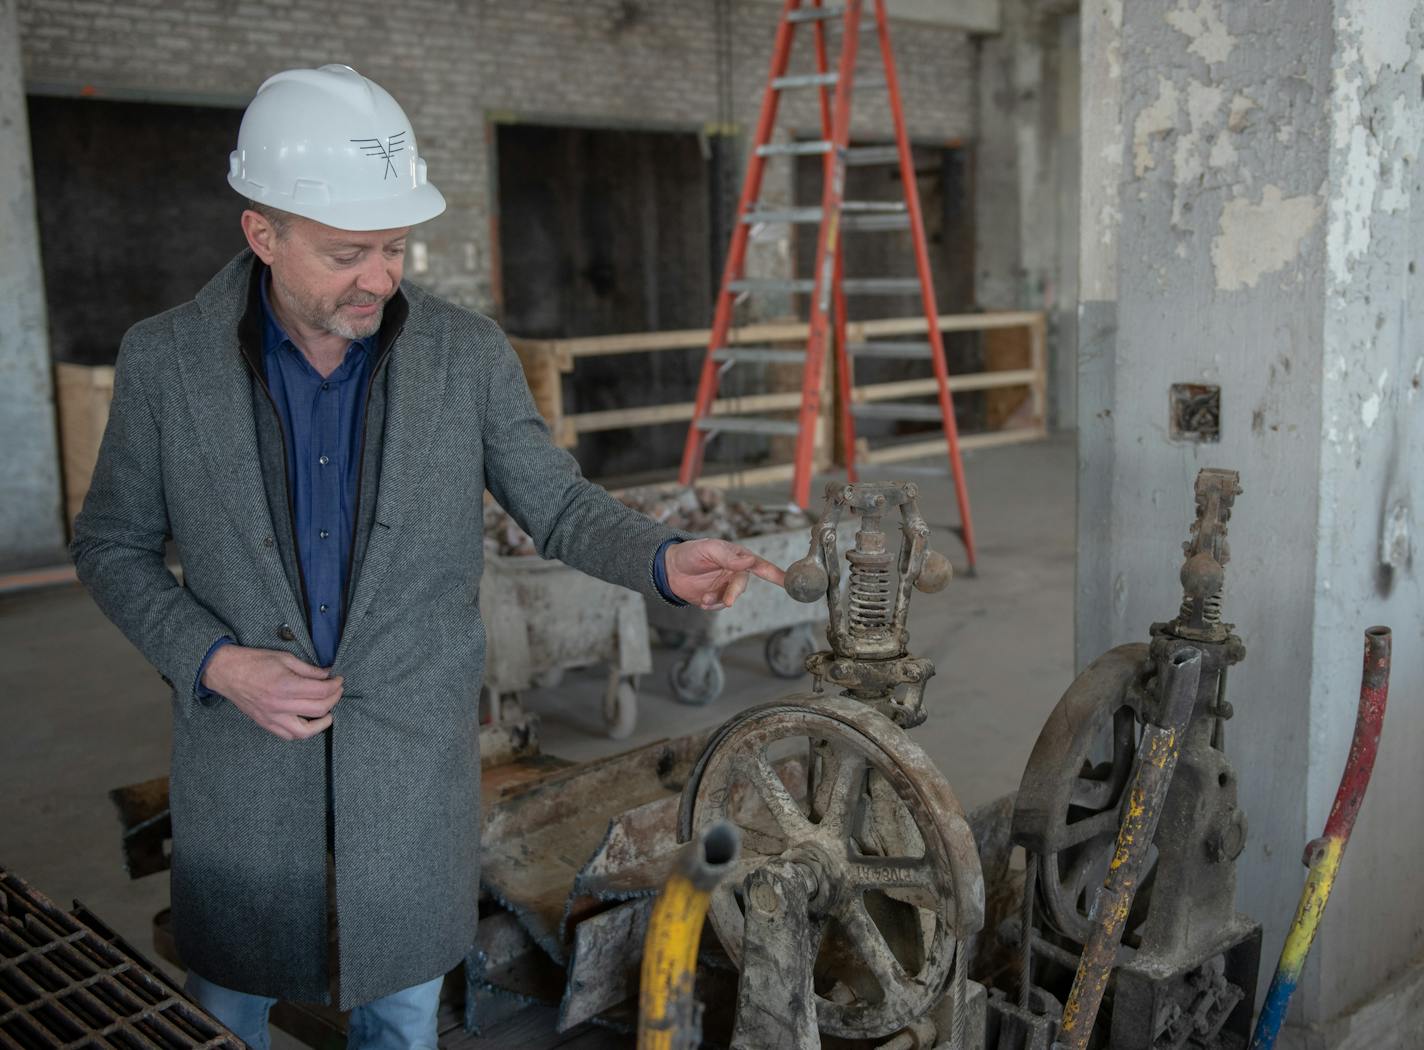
[
  {"xmin": 1165, "ymin": 0, "xmax": 1234, "ymax": 65},
  {"xmin": 1132, "ymin": 77, "xmax": 1179, "ymax": 178},
  {"xmin": 1212, "ymin": 186, "xmax": 1323, "ymax": 291}
]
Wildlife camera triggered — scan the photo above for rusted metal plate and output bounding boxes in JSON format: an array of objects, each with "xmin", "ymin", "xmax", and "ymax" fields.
[
  {"xmin": 108, "ymin": 775, "xmax": 173, "ymax": 879},
  {"xmin": 557, "ymin": 897, "xmax": 653, "ymax": 1031},
  {"xmin": 481, "ymin": 732, "xmax": 710, "ymax": 963}
]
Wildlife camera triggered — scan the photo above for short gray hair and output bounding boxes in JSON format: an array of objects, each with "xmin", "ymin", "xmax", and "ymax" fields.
[{"xmin": 245, "ymin": 199, "xmax": 293, "ymax": 238}]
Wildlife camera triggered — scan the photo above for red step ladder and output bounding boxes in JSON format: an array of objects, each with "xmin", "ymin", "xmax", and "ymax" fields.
[{"xmin": 677, "ymin": 0, "xmax": 977, "ymax": 569}]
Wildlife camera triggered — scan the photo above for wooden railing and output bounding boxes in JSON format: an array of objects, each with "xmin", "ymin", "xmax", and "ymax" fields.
[{"xmin": 510, "ymin": 311, "xmax": 1047, "ymax": 487}]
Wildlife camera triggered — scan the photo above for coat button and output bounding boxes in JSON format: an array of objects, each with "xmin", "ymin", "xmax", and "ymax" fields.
[
  {"xmin": 278, "ymin": 623, "xmax": 296, "ymax": 641},
  {"xmin": 262, "ymin": 536, "xmax": 275, "ymax": 548}
]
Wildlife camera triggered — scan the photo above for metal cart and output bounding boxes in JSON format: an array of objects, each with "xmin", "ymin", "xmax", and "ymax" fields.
[
  {"xmin": 479, "ymin": 554, "xmax": 652, "ymax": 739},
  {"xmin": 647, "ymin": 523, "xmax": 856, "ymax": 706}
]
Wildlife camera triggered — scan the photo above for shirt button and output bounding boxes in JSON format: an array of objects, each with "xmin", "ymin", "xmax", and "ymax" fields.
[
  {"xmin": 319, "ymin": 603, "xmax": 329, "ymax": 613},
  {"xmin": 319, "ymin": 529, "xmax": 330, "ymax": 539},
  {"xmin": 319, "ymin": 455, "xmax": 330, "ymax": 466},
  {"xmin": 321, "ymin": 382, "xmax": 331, "ymax": 391}
]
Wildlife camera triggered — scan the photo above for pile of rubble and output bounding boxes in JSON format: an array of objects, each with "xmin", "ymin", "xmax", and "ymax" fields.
[{"xmin": 483, "ymin": 485, "xmax": 810, "ymax": 557}]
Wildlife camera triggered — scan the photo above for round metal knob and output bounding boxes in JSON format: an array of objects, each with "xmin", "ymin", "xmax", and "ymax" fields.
[
  {"xmin": 914, "ymin": 550, "xmax": 952, "ymax": 593},
  {"xmin": 784, "ymin": 557, "xmax": 829, "ymax": 603}
]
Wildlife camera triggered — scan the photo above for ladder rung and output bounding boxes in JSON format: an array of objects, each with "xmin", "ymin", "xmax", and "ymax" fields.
[
  {"xmin": 842, "ymin": 278, "xmax": 923, "ymax": 294},
  {"xmin": 843, "ymin": 213, "xmax": 912, "ymax": 231},
  {"xmin": 696, "ymin": 416, "xmax": 803, "ymax": 436},
  {"xmin": 851, "ymin": 401, "xmax": 945, "ymax": 422},
  {"xmin": 848, "ymin": 342, "xmax": 935, "ymax": 359},
  {"xmin": 772, "ymin": 72, "xmax": 840, "ymax": 90},
  {"xmin": 843, "ymin": 200, "xmax": 907, "ymax": 213},
  {"xmin": 743, "ymin": 206, "xmax": 824, "ymax": 225},
  {"xmin": 757, "ymin": 140, "xmax": 833, "ymax": 157},
  {"xmin": 787, "ymin": 5, "xmax": 846, "ymax": 22},
  {"xmin": 711, "ymin": 347, "xmax": 808, "ymax": 364},
  {"xmin": 846, "ymin": 145, "xmax": 902, "ymax": 166},
  {"xmin": 729, "ymin": 278, "xmax": 816, "ymax": 294}
]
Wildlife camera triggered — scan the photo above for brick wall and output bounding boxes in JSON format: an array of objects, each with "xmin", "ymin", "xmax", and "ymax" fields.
[{"xmin": 18, "ymin": 0, "xmax": 975, "ymax": 315}]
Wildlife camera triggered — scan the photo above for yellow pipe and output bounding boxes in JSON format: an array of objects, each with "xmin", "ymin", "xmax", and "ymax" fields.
[{"xmin": 638, "ymin": 822, "xmax": 740, "ymax": 1050}]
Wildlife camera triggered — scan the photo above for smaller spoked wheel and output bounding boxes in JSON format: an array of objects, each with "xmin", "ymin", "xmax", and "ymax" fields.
[
  {"xmin": 1017, "ymin": 643, "xmax": 1158, "ymax": 948},
  {"xmin": 668, "ymin": 646, "xmax": 725, "ymax": 706},
  {"xmin": 684, "ymin": 696, "xmax": 983, "ymax": 1040},
  {"xmin": 764, "ymin": 624, "xmax": 818, "ymax": 679},
  {"xmin": 603, "ymin": 675, "xmax": 637, "ymax": 740}
]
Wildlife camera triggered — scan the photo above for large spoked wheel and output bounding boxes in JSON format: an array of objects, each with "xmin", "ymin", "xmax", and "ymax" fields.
[
  {"xmin": 1015, "ymin": 643, "xmax": 1158, "ymax": 947},
  {"xmin": 680, "ymin": 696, "xmax": 983, "ymax": 1040}
]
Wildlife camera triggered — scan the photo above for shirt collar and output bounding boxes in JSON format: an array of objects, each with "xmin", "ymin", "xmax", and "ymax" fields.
[{"xmin": 258, "ymin": 267, "xmax": 376, "ymax": 365}]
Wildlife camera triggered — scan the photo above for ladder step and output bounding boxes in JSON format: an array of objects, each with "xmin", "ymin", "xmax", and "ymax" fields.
[
  {"xmin": 729, "ymin": 278, "xmax": 815, "ymax": 295},
  {"xmin": 843, "ymin": 200, "xmax": 907, "ymax": 213},
  {"xmin": 851, "ymin": 401, "xmax": 945, "ymax": 422},
  {"xmin": 848, "ymin": 342, "xmax": 935, "ymax": 359},
  {"xmin": 786, "ymin": 5, "xmax": 846, "ymax": 22},
  {"xmin": 772, "ymin": 72, "xmax": 839, "ymax": 90},
  {"xmin": 841, "ymin": 278, "xmax": 923, "ymax": 294},
  {"xmin": 696, "ymin": 416, "xmax": 803, "ymax": 436},
  {"xmin": 729, "ymin": 277, "xmax": 921, "ymax": 295},
  {"xmin": 843, "ymin": 213, "xmax": 912, "ymax": 231},
  {"xmin": 756, "ymin": 140, "xmax": 833, "ymax": 157},
  {"xmin": 845, "ymin": 145, "xmax": 902, "ymax": 166},
  {"xmin": 743, "ymin": 206, "xmax": 825, "ymax": 225},
  {"xmin": 711, "ymin": 347, "xmax": 807, "ymax": 364}
]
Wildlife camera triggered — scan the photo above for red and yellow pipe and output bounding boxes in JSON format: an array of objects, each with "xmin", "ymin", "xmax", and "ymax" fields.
[{"xmin": 1249, "ymin": 626, "xmax": 1391, "ymax": 1050}]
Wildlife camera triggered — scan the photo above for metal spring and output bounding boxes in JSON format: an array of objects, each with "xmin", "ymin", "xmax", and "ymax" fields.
[
  {"xmin": 847, "ymin": 553, "xmax": 893, "ymax": 632},
  {"xmin": 1178, "ymin": 587, "xmax": 1225, "ymax": 626}
]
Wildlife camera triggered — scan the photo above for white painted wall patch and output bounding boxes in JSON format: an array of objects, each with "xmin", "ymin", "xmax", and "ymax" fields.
[{"xmin": 1212, "ymin": 185, "xmax": 1323, "ymax": 292}]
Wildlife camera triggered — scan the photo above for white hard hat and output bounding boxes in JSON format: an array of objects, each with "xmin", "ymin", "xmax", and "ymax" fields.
[{"xmin": 228, "ymin": 64, "xmax": 446, "ymax": 231}]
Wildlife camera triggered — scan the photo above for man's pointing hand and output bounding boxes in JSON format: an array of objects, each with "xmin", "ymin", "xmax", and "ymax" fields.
[{"xmin": 664, "ymin": 538, "xmax": 787, "ymax": 611}]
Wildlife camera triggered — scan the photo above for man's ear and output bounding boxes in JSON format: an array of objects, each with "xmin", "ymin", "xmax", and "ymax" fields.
[{"xmin": 241, "ymin": 210, "xmax": 279, "ymax": 264}]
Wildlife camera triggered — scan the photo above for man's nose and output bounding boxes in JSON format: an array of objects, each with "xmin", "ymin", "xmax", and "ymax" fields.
[{"xmin": 355, "ymin": 255, "xmax": 397, "ymax": 297}]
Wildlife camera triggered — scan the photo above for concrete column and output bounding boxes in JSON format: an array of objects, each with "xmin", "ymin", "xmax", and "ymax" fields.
[
  {"xmin": 0, "ymin": 0, "xmax": 64, "ymax": 571},
  {"xmin": 974, "ymin": 0, "xmax": 1080, "ymax": 428},
  {"xmin": 1077, "ymin": 0, "xmax": 1424, "ymax": 1044}
]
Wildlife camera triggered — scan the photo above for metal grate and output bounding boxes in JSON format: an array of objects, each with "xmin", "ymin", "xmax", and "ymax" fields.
[{"xmin": 0, "ymin": 868, "xmax": 242, "ymax": 1050}]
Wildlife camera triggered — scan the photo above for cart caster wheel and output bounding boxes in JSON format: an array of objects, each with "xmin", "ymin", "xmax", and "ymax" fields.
[
  {"xmin": 604, "ymin": 677, "xmax": 638, "ymax": 740},
  {"xmin": 655, "ymin": 627, "xmax": 689, "ymax": 650},
  {"xmin": 765, "ymin": 624, "xmax": 816, "ymax": 679},
  {"xmin": 532, "ymin": 666, "xmax": 565, "ymax": 689},
  {"xmin": 669, "ymin": 647, "xmax": 725, "ymax": 706}
]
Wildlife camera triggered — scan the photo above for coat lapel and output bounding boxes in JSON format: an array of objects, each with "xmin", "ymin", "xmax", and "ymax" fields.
[
  {"xmin": 336, "ymin": 299, "xmax": 450, "ymax": 660},
  {"xmin": 179, "ymin": 254, "xmax": 315, "ymax": 658}
]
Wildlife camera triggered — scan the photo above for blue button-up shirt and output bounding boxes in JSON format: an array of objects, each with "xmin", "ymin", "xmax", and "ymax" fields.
[{"xmin": 259, "ymin": 275, "xmax": 376, "ymax": 668}]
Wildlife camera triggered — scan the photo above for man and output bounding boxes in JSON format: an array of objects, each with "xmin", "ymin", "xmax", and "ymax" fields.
[{"xmin": 71, "ymin": 64, "xmax": 784, "ymax": 1049}]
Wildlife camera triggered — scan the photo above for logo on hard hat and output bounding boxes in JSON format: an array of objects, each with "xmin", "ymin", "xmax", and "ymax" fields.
[{"xmin": 351, "ymin": 131, "xmax": 407, "ymax": 180}]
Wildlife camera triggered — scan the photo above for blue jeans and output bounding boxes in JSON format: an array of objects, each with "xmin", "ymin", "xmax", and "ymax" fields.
[{"xmin": 185, "ymin": 970, "xmax": 443, "ymax": 1050}]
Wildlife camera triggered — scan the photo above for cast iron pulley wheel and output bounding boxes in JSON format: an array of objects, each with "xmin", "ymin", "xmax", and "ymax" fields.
[
  {"xmin": 1013, "ymin": 643, "xmax": 1158, "ymax": 947},
  {"xmin": 679, "ymin": 695, "xmax": 983, "ymax": 1040},
  {"xmin": 669, "ymin": 646, "xmax": 725, "ymax": 705},
  {"xmin": 764, "ymin": 624, "xmax": 818, "ymax": 679}
]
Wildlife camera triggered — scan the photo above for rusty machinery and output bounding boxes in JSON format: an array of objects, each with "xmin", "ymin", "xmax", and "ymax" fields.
[
  {"xmin": 677, "ymin": 481, "xmax": 984, "ymax": 1049},
  {"xmin": 1000, "ymin": 468, "xmax": 1261, "ymax": 1050}
]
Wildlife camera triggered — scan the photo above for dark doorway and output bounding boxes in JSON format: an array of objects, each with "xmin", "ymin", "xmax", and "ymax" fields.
[
  {"xmin": 496, "ymin": 123, "xmax": 714, "ymax": 480},
  {"xmin": 27, "ymin": 96, "xmax": 247, "ymax": 366}
]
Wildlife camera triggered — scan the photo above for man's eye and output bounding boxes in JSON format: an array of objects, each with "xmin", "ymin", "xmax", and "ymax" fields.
[
  {"xmin": 386, "ymin": 246, "xmax": 407, "ymax": 258},
  {"xmin": 332, "ymin": 254, "xmax": 360, "ymax": 266}
]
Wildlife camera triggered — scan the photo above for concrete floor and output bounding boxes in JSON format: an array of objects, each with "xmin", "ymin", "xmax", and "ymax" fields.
[{"xmin": 0, "ymin": 434, "xmax": 1075, "ymax": 1042}]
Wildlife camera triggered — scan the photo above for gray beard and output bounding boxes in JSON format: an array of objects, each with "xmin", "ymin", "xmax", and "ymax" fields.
[{"xmin": 328, "ymin": 306, "xmax": 384, "ymax": 341}]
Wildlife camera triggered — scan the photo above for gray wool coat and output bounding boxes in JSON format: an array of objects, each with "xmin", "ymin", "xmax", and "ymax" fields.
[{"xmin": 71, "ymin": 250, "xmax": 678, "ymax": 1008}]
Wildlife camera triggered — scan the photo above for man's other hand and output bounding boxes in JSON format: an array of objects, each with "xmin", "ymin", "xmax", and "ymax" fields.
[
  {"xmin": 665, "ymin": 538, "xmax": 786, "ymax": 611},
  {"xmin": 201, "ymin": 645, "xmax": 342, "ymax": 740}
]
